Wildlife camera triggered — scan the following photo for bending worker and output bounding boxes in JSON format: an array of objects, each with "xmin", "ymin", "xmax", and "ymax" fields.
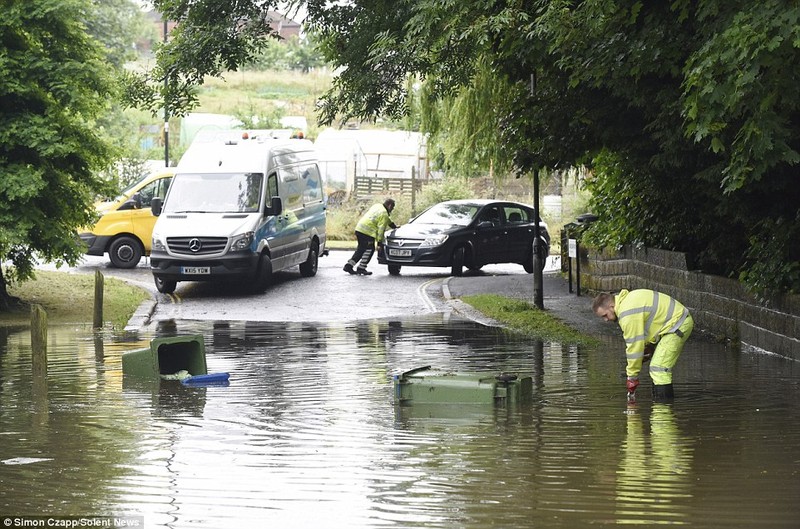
[
  {"xmin": 344, "ymin": 198, "xmax": 396, "ymax": 276},
  {"xmin": 592, "ymin": 289, "xmax": 694, "ymax": 400}
]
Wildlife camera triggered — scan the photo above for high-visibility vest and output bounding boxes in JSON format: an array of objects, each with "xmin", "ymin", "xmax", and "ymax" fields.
[
  {"xmin": 355, "ymin": 203, "xmax": 393, "ymax": 242},
  {"xmin": 615, "ymin": 289, "xmax": 690, "ymax": 377}
]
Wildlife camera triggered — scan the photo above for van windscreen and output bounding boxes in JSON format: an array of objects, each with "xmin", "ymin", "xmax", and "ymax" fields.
[{"xmin": 164, "ymin": 173, "xmax": 264, "ymax": 214}]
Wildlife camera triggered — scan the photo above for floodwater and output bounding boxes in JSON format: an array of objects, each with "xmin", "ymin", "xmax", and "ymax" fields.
[{"xmin": 1, "ymin": 315, "xmax": 799, "ymax": 528}]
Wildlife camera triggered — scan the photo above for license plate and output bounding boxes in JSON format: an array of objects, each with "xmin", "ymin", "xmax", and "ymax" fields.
[
  {"xmin": 181, "ymin": 266, "xmax": 210, "ymax": 275},
  {"xmin": 388, "ymin": 249, "xmax": 412, "ymax": 257}
]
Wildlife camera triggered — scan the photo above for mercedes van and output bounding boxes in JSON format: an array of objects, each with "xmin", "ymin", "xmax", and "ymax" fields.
[
  {"xmin": 149, "ymin": 130, "xmax": 326, "ymax": 294},
  {"xmin": 79, "ymin": 168, "xmax": 174, "ymax": 268}
]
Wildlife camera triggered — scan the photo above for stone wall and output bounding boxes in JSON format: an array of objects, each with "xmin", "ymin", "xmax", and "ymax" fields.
[{"xmin": 574, "ymin": 244, "xmax": 800, "ymax": 361}]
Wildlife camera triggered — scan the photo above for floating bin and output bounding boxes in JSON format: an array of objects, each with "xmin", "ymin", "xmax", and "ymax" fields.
[
  {"xmin": 393, "ymin": 366, "xmax": 533, "ymax": 407},
  {"xmin": 122, "ymin": 335, "xmax": 208, "ymax": 379}
]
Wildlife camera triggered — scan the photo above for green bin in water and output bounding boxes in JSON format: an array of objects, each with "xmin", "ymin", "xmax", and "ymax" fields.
[
  {"xmin": 393, "ymin": 365, "xmax": 533, "ymax": 407},
  {"xmin": 122, "ymin": 335, "xmax": 208, "ymax": 379}
]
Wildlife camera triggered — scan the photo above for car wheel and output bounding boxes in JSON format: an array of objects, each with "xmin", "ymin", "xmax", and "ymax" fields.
[
  {"xmin": 451, "ymin": 246, "xmax": 465, "ymax": 277},
  {"xmin": 109, "ymin": 236, "xmax": 142, "ymax": 269},
  {"xmin": 523, "ymin": 240, "xmax": 548, "ymax": 273},
  {"xmin": 388, "ymin": 264, "xmax": 402, "ymax": 276},
  {"xmin": 299, "ymin": 243, "xmax": 318, "ymax": 277},
  {"xmin": 154, "ymin": 275, "xmax": 177, "ymax": 294},
  {"xmin": 523, "ymin": 248, "xmax": 535, "ymax": 273},
  {"xmin": 253, "ymin": 254, "xmax": 273, "ymax": 293}
]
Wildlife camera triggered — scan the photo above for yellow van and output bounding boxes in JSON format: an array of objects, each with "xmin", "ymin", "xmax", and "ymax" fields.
[{"xmin": 79, "ymin": 169, "xmax": 174, "ymax": 268}]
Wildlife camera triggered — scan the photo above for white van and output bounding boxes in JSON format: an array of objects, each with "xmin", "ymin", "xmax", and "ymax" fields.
[{"xmin": 149, "ymin": 130, "xmax": 326, "ymax": 294}]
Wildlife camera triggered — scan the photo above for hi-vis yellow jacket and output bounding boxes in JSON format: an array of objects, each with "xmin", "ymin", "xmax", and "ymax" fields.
[
  {"xmin": 615, "ymin": 289, "xmax": 690, "ymax": 377},
  {"xmin": 355, "ymin": 203, "xmax": 393, "ymax": 243}
]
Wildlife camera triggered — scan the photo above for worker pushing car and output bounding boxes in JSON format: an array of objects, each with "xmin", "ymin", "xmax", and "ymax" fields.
[
  {"xmin": 592, "ymin": 289, "xmax": 694, "ymax": 401},
  {"xmin": 344, "ymin": 198, "xmax": 397, "ymax": 276}
]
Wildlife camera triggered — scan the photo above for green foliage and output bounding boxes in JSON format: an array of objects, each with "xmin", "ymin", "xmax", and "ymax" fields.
[
  {"xmin": 682, "ymin": 1, "xmax": 800, "ymax": 193},
  {"xmin": 739, "ymin": 214, "xmax": 800, "ymax": 297},
  {"xmin": 133, "ymin": 0, "xmax": 800, "ymax": 293},
  {"xmin": 129, "ymin": 0, "xmax": 283, "ymax": 117},
  {"xmin": 416, "ymin": 58, "xmax": 519, "ymax": 179},
  {"xmin": 86, "ymin": 0, "xmax": 146, "ymax": 68},
  {"xmin": 246, "ymin": 35, "xmax": 326, "ymax": 73},
  {"xmin": 414, "ymin": 177, "xmax": 476, "ymax": 213},
  {"xmin": 325, "ymin": 200, "xmax": 365, "ymax": 241},
  {"xmin": 0, "ymin": 0, "xmax": 116, "ymax": 304}
]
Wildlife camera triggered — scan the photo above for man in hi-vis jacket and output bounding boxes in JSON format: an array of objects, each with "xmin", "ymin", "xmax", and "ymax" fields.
[
  {"xmin": 344, "ymin": 198, "xmax": 396, "ymax": 276},
  {"xmin": 593, "ymin": 289, "xmax": 694, "ymax": 401}
]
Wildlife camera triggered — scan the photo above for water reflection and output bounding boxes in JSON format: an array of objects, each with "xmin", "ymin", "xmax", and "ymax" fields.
[
  {"xmin": 0, "ymin": 317, "xmax": 798, "ymax": 528},
  {"xmin": 617, "ymin": 403, "xmax": 693, "ymax": 525}
]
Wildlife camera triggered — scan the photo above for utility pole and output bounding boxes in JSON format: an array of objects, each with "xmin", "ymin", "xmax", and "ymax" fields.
[
  {"xmin": 531, "ymin": 73, "xmax": 544, "ymax": 309},
  {"xmin": 163, "ymin": 18, "xmax": 169, "ymax": 167}
]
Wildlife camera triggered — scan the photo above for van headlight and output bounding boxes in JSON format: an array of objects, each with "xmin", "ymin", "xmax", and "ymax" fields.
[
  {"xmin": 152, "ymin": 234, "xmax": 166, "ymax": 252},
  {"xmin": 230, "ymin": 231, "xmax": 254, "ymax": 252},
  {"xmin": 420, "ymin": 234, "xmax": 449, "ymax": 247}
]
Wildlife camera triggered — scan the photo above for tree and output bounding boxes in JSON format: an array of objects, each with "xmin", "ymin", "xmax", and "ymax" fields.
[
  {"xmin": 86, "ymin": 0, "xmax": 147, "ymax": 69},
  {"xmin": 0, "ymin": 0, "xmax": 116, "ymax": 310},
  {"xmin": 127, "ymin": 0, "xmax": 287, "ymax": 117},
  {"xmin": 139, "ymin": 0, "xmax": 800, "ymax": 294}
]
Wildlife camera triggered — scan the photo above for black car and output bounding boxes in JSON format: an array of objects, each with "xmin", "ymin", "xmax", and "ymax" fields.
[{"xmin": 378, "ymin": 199, "xmax": 551, "ymax": 276}]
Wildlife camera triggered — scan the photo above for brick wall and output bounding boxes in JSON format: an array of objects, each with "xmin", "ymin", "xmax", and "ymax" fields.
[{"xmin": 574, "ymin": 244, "xmax": 800, "ymax": 360}]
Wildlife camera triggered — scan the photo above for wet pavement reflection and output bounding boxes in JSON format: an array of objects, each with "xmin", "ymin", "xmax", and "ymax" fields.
[{"xmin": 1, "ymin": 317, "xmax": 799, "ymax": 528}]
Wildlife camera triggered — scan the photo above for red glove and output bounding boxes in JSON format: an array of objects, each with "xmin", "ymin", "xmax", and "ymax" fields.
[{"xmin": 626, "ymin": 377, "xmax": 639, "ymax": 394}]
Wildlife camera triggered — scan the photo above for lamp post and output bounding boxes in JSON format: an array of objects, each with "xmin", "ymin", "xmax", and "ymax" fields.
[
  {"xmin": 530, "ymin": 73, "xmax": 544, "ymax": 309},
  {"xmin": 163, "ymin": 18, "xmax": 169, "ymax": 167}
]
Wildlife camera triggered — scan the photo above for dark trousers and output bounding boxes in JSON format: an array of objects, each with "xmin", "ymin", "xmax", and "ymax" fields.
[{"xmin": 348, "ymin": 231, "xmax": 375, "ymax": 269}]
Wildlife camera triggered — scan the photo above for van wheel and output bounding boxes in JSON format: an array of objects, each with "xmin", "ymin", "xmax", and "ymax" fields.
[
  {"xmin": 154, "ymin": 276, "xmax": 177, "ymax": 294},
  {"xmin": 451, "ymin": 246, "xmax": 465, "ymax": 277},
  {"xmin": 299, "ymin": 243, "xmax": 319, "ymax": 277},
  {"xmin": 253, "ymin": 254, "xmax": 273, "ymax": 293},
  {"xmin": 109, "ymin": 236, "xmax": 142, "ymax": 269},
  {"xmin": 388, "ymin": 264, "xmax": 401, "ymax": 276}
]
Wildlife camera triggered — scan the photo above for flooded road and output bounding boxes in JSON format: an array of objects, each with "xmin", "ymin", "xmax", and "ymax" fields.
[{"xmin": 1, "ymin": 317, "xmax": 799, "ymax": 528}]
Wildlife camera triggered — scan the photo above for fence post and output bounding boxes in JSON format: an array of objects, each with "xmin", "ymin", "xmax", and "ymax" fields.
[
  {"xmin": 31, "ymin": 304, "xmax": 47, "ymax": 379},
  {"xmin": 411, "ymin": 166, "xmax": 417, "ymax": 216},
  {"xmin": 93, "ymin": 270, "xmax": 104, "ymax": 328}
]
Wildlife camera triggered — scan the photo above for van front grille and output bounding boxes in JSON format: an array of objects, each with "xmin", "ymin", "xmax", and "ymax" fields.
[{"xmin": 167, "ymin": 236, "xmax": 228, "ymax": 256}]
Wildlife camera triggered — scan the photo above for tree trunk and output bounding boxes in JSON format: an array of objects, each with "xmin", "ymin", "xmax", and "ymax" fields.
[{"xmin": 0, "ymin": 266, "xmax": 18, "ymax": 312}]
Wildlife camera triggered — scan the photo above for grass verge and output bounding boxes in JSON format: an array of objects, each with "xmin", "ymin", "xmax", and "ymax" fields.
[
  {"xmin": 326, "ymin": 240, "xmax": 357, "ymax": 250},
  {"xmin": 2, "ymin": 271, "xmax": 150, "ymax": 329},
  {"xmin": 461, "ymin": 294, "xmax": 600, "ymax": 346}
]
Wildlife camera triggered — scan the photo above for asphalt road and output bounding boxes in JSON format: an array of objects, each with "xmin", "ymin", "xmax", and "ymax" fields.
[
  {"xmin": 54, "ymin": 250, "xmax": 611, "ymax": 335},
  {"xmin": 58, "ymin": 251, "xmax": 543, "ymax": 326}
]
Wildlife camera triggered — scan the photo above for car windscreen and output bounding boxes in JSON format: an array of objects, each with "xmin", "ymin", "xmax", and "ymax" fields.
[
  {"xmin": 413, "ymin": 203, "xmax": 481, "ymax": 226},
  {"xmin": 163, "ymin": 172, "xmax": 264, "ymax": 214}
]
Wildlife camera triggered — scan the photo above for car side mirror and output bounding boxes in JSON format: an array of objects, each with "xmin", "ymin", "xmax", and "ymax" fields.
[
  {"xmin": 151, "ymin": 196, "xmax": 163, "ymax": 216},
  {"xmin": 266, "ymin": 196, "xmax": 283, "ymax": 216},
  {"xmin": 477, "ymin": 220, "xmax": 494, "ymax": 229}
]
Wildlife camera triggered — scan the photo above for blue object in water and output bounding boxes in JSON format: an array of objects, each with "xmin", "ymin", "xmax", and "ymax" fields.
[{"xmin": 181, "ymin": 372, "xmax": 230, "ymax": 386}]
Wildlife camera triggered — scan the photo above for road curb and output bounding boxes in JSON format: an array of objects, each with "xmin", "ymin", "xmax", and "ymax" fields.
[
  {"xmin": 125, "ymin": 299, "xmax": 157, "ymax": 332},
  {"xmin": 442, "ymin": 277, "xmax": 505, "ymax": 328}
]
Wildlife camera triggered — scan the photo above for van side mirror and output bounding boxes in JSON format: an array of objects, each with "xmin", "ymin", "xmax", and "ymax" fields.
[
  {"xmin": 119, "ymin": 193, "xmax": 142, "ymax": 211},
  {"xmin": 266, "ymin": 196, "xmax": 283, "ymax": 216},
  {"xmin": 151, "ymin": 197, "xmax": 163, "ymax": 216}
]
